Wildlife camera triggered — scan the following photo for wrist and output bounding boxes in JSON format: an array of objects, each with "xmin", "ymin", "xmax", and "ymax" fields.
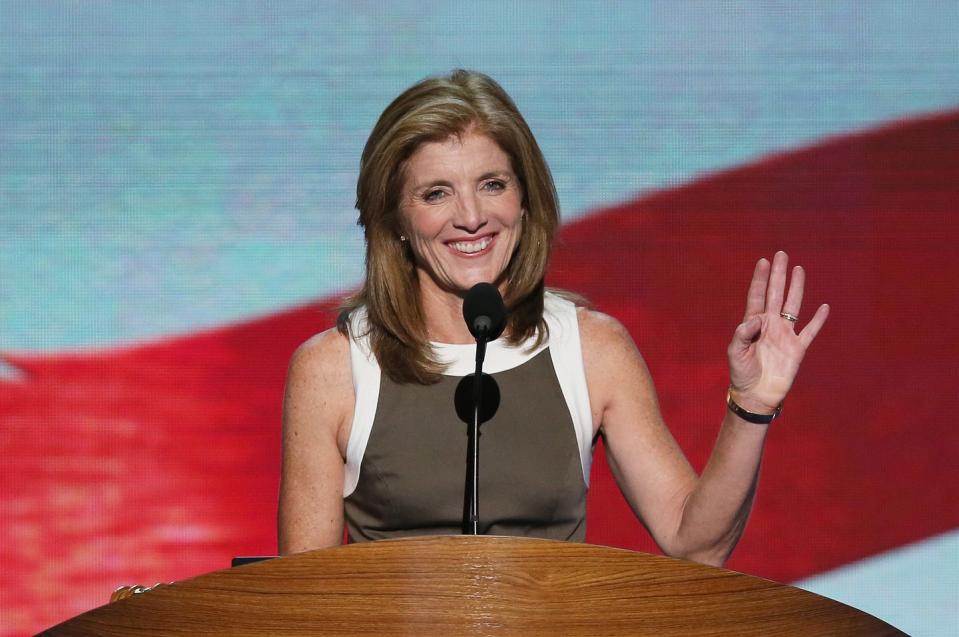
[
  {"xmin": 727, "ymin": 386, "xmax": 777, "ymax": 414},
  {"xmin": 727, "ymin": 386, "xmax": 782, "ymax": 424}
]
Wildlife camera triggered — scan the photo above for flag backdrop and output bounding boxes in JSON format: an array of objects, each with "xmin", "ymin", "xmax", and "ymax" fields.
[{"xmin": 1, "ymin": 2, "xmax": 957, "ymax": 635}]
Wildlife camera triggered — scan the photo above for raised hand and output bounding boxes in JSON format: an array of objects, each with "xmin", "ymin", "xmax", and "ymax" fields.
[{"xmin": 727, "ymin": 251, "xmax": 829, "ymax": 414}]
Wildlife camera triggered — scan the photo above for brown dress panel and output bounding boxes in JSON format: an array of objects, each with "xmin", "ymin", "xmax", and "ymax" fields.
[{"xmin": 345, "ymin": 349, "xmax": 588, "ymax": 542}]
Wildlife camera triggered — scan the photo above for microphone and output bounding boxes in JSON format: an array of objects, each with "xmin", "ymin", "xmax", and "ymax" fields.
[
  {"xmin": 461, "ymin": 282, "xmax": 507, "ymax": 536},
  {"xmin": 463, "ymin": 283, "xmax": 506, "ymax": 342}
]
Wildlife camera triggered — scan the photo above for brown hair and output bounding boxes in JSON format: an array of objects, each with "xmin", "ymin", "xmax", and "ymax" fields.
[{"xmin": 338, "ymin": 69, "xmax": 561, "ymax": 384}]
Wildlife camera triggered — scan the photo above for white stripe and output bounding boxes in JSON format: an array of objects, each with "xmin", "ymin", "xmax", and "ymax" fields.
[
  {"xmin": 542, "ymin": 294, "xmax": 594, "ymax": 486},
  {"xmin": 432, "ymin": 333, "xmax": 549, "ymax": 376},
  {"xmin": 343, "ymin": 308, "xmax": 380, "ymax": 498}
]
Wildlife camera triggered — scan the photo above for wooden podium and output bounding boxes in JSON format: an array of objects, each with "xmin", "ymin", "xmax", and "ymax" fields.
[{"xmin": 43, "ymin": 536, "xmax": 904, "ymax": 635}]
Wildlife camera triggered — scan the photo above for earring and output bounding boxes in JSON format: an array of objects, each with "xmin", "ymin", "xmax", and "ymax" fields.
[{"xmin": 400, "ymin": 235, "xmax": 407, "ymax": 242}]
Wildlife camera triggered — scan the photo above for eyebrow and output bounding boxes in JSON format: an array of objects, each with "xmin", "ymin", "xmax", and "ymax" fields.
[{"xmin": 409, "ymin": 170, "xmax": 513, "ymax": 192}]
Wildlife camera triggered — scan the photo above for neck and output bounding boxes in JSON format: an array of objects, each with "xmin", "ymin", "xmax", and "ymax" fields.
[{"xmin": 418, "ymin": 283, "xmax": 476, "ymax": 344}]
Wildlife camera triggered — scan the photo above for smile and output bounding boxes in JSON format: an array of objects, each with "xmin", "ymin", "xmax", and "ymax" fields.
[{"xmin": 448, "ymin": 235, "xmax": 493, "ymax": 255}]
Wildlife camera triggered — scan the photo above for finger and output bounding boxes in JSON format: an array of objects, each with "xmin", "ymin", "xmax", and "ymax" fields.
[
  {"xmin": 743, "ymin": 258, "xmax": 770, "ymax": 321},
  {"xmin": 764, "ymin": 251, "xmax": 789, "ymax": 315},
  {"xmin": 782, "ymin": 265, "xmax": 805, "ymax": 321},
  {"xmin": 798, "ymin": 303, "xmax": 830, "ymax": 348},
  {"xmin": 730, "ymin": 315, "xmax": 762, "ymax": 355}
]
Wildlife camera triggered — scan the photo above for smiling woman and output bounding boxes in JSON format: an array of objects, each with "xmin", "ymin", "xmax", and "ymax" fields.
[
  {"xmin": 277, "ymin": 70, "xmax": 829, "ymax": 562},
  {"xmin": 340, "ymin": 69, "xmax": 561, "ymax": 385}
]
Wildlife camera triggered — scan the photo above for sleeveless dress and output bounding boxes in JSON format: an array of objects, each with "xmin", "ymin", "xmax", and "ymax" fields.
[{"xmin": 343, "ymin": 293, "xmax": 594, "ymax": 542}]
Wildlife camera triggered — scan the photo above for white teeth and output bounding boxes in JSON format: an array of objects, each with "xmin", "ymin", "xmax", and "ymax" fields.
[{"xmin": 451, "ymin": 237, "xmax": 492, "ymax": 254}]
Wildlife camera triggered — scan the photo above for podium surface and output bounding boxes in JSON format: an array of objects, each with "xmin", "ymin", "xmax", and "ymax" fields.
[{"xmin": 44, "ymin": 536, "xmax": 904, "ymax": 636}]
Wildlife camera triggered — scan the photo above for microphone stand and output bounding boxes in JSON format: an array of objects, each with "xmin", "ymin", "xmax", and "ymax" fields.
[{"xmin": 464, "ymin": 332, "xmax": 487, "ymax": 535}]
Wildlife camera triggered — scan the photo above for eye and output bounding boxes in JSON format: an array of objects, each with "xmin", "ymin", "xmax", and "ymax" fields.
[
  {"xmin": 423, "ymin": 189, "xmax": 446, "ymax": 202},
  {"xmin": 482, "ymin": 179, "xmax": 506, "ymax": 193}
]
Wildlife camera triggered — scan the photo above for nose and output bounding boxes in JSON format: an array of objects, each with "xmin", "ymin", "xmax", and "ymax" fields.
[{"xmin": 452, "ymin": 191, "xmax": 487, "ymax": 234}]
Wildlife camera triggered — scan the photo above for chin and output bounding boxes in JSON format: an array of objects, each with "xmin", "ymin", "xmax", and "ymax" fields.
[
  {"xmin": 459, "ymin": 269, "xmax": 508, "ymax": 291},
  {"xmin": 422, "ymin": 259, "xmax": 512, "ymax": 297},
  {"xmin": 451, "ymin": 279, "xmax": 493, "ymax": 295}
]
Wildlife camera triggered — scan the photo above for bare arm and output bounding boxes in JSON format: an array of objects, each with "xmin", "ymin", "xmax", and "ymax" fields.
[
  {"xmin": 277, "ymin": 328, "xmax": 353, "ymax": 555},
  {"xmin": 585, "ymin": 252, "xmax": 828, "ymax": 566}
]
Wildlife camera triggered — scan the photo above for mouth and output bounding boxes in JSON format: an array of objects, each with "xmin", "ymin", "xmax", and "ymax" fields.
[{"xmin": 447, "ymin": 234, "xmax": 495, "ymax": 256}]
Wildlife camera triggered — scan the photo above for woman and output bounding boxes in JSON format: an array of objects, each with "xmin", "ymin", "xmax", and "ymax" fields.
[{"xmin": 278, "ymin": 70, "xmax": 829, "ymax": 566}]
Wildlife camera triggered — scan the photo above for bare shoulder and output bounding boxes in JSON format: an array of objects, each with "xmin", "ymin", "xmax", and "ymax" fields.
[
  {"xmin": 576, "ymin": 307, "xmax": 656, "ymax": 432},
  {"xmin": 576, "ymin": 307, "xmax": 643, "ymax": 362},
  {"xmin": 289, "ymin": 326, "xmax": 351, "ymax": 379},
  {"xmin": 284, "ymin": 326, "xmax": 354, "ymax": 453}
]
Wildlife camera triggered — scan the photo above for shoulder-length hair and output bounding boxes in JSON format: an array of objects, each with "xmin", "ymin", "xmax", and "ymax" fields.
[{"xmin": 338, "ymin": 69, "xmax": 561, "ymax": 384}]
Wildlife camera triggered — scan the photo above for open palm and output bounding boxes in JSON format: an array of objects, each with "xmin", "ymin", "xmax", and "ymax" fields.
[{"xmin": 727, "ymin": 251, "xmax": 830, "ymax": 413}]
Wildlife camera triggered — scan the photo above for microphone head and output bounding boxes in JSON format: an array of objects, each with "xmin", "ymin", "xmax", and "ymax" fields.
[{"xmin": 463, "ymin": 283, "xmax": 506, "ymax": 341}]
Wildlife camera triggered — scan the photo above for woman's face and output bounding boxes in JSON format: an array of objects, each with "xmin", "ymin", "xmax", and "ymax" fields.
[{"xmin": 399, "ymin": 130, "xmax": 524, "ymax": 298}]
